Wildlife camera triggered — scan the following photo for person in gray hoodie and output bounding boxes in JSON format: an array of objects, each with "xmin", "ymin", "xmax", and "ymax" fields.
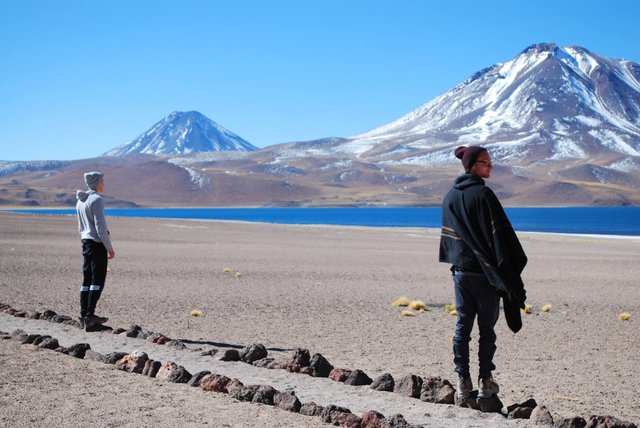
[{"xmin": 76, "ymin": 171, "xmax": 115, "ymax": 331}]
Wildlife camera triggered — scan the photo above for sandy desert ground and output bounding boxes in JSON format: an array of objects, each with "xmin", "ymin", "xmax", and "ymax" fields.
[{"xmin": 1, "ymin": 212, "xmax": 639, "ymax": 427}]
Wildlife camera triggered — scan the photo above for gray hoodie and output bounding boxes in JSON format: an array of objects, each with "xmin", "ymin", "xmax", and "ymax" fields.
[{"xmin": 76, "ymin": 190, "xmax": 113, "ymax": 252}]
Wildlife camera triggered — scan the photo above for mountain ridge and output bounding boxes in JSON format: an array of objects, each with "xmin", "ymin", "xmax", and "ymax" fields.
[{"xmin": 1, "ymin": 43, "xmax": 639, "ymax": 207}]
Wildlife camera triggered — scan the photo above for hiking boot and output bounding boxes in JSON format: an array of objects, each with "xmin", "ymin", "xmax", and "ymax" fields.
[
  {"xmin": 92, "ymin": 315, "xmax": 108, "ymax": 324},
  {"xmin": 78, "ymin": 317, "xmax": 86, "ymax": 329},
  {"xmin": 85, "ymin": 315, "xmax": 108, "ymax": 331},
  {"xmin": 478, "ymin": 376, "xmax": 500, "ymax": 398},
  {"xmin": 456, "ymin": 375, "xmax": 473, "ymax": 399}
]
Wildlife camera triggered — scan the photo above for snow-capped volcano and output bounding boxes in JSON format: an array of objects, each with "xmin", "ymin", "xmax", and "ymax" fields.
[
  {"xmin": 340, "ymin": 43, "xmax": 640, "ymax": 165},
  {"xmin": 104, "ymin": 111, "xmax": 257, "ymax": 156}
]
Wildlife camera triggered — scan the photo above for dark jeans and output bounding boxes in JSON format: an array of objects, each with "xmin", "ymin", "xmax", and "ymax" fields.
[{"xmin": 452, "ymin": 270, "xmax": 500, "ymax": 379}]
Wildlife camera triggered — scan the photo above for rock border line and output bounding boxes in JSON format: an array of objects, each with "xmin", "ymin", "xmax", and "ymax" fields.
[{"xmin": 1, "ymin": 303, "xmax": 637, "ymax": 428}]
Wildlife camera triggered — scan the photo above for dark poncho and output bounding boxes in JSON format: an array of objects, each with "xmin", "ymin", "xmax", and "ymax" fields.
[{"xmin": 439, "ymin": 174, "xmax": 527, "ymax": 333}]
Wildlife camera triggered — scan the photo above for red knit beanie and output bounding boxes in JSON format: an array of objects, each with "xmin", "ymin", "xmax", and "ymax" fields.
[{"xmin": 454, "ymin": 146, "xmax": 487, "ymax": 172}]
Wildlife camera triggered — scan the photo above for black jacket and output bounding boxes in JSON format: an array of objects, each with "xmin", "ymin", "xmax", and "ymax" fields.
[{"xmin": 439, "ymin": 174, "xmax": 528, "ymax": 333}]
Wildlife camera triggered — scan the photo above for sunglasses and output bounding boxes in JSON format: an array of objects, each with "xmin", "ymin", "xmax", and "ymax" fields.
[{"xmin": 475, "ymin": 160, "xmax": 493, "ymax": 167}]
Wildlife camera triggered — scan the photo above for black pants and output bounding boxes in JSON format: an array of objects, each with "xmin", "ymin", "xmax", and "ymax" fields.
[{"xmin": 80, "ymin": 239, "xmax": 108, "ymax": 318}]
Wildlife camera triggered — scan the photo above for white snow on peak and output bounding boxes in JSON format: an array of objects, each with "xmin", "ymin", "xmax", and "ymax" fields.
[
  {"xmin": 561, "ymin": 46, "xmax": 600, "ymax": 78},
  {"xmin": 105, "ymin": 111, "xmax": 257, "ymax": 157}
]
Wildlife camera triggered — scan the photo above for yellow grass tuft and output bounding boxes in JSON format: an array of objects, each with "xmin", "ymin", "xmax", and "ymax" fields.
[
  {"xmin": 541, "ymin": 304, "xmax": 552, "ymax": 312},
  {"xmin": 521, "ymin": 304, "xmax": 533, "ymax": 314},
  {"xmin": 619, "ymin": 312, "xmax": 631, "ymax": 321},
  {"xmin": 400, "ymin": 310, "xmax": 415, "ymax": 317},
  {"xmin": 443, "ymin": 304, "xmax": 456, "ymax": 313},
  {"xmin": 235, "ymin": 272, "xmax": 242, "ymax": 278},
  {"xmin": 222, "ymin": 267, "xmax": 232, "ymax": 273},
  {"xmin": 449, "ymin": 309, "xmax": 457, "ymax": 316},
  {"xmin": 409, "ymin": 300, "xmax": 426, "ymax": 311},
  {"xmin": 190, "ymin": 309, "xmax": 202, "ymax": 317},
  {"xmin": 392, "ymin": 296, "xmax": 411, "ymax": 307}
]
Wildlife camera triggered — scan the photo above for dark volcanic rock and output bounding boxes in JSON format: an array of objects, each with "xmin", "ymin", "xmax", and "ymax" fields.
[
  {"xmin": 371, "ymin": 373, "xmax": 395, "ymax": 392},
  {"xmin": 320, "ymin": 404, "xmax": 361, "ymax": 427},
  {"xmin": 188, "ymin": 371, "xmax": 212, "ymax": 387},
  {"xmin": 240, "ymin": 343, "xmax": 268, "ymax": 364},
  {"xmin": 507, "ymin": 398, "xmax": 537, "ymax": 419},
  {"xmin": 104, "ymin": 352, "xmax": 129, "ymax": 364},
  {"xmin": 67, "ymin": 343, "xmax": 91, "ymax": 359},
  {"xmin": 215, "ymin": 349, "xmax": 241, "ymax": 361},
  {"xmin": 362, "ymin": 410, "xmax": 386, "ymax": 427},
  {"xmin": 478, "ymin": 395, "xmax": 504, "ymax": 413},
  {"xmin": 274, "ymin": 392, "xmax": 302, "ymax": 413},
  {"xmin": 141, "ymin": 360, "xmax": 162, "ymax": 377},
  {"xmin": 420, "ymin": 376, "xmax": 455, "ymax": 404},
  {"xmin": 344, "ymin": 369, "xmax": 373, "ymax": 386},
  {"xmin": 40, "ymin": 310, "xmax": 57, "ymax": 321},
  {"xmin": 225, "ymin": 379, "xmax": 245, "ymax": 398},
  {"xmin": 299, "ymin": 402, "xmax": 324, "ymax": 417},
  {"xmin": 52, "ymin": 315, "xmax": 72, "ymax": 324},
  {"xmin": 554, "ymin": 416, "xmax": 587, "ymax": 428},
  {"xmin": 584, "ymin": 415, "xmax": 637, "ymax": 428},
  {"xmin": 37, "ymin": 337, "xmax": 59, "ymax": 350},
  {"xmin": 285, "ymin": 347, "xmax": 311, "ymax": 372},
  {"xmin": 252, "ymin": 385, "xmax": 278, "ymax": 405},
  {"xmin": 233, "ymin": 385, "xmax": 260, "ymax": 402},
  {"xmin": 308, "ymin": 353, "xmax": 333, "ymax": 378},
  {"xmin": 395, "ymin": 374, "xmax": 423, "ymax": 398}
]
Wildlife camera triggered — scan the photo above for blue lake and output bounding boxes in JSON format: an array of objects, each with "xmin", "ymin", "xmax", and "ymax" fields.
[{"xmin": 4, "ymin": 206, "xmax": 639, "ymax": 236}]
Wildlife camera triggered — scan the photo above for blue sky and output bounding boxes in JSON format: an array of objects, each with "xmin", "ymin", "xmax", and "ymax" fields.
[{"xmin": 1, "ymin": 0, "xmax": 639, "ymax": 161}]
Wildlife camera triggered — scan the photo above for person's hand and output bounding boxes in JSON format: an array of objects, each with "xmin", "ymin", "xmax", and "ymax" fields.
[{"xmin": 108, "ymin": 250, "xmax": 116, "ymax": 259}]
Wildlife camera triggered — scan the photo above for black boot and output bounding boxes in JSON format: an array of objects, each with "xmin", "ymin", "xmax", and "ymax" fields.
[{"xmin": 79, "ymin": 286, "xmax": 89, "ymax": 329}]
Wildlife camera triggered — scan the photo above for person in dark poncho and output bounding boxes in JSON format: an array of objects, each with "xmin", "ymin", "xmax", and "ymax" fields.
[{"xmin": 439, "ymin": 146, "xmax": 527, "ymax": 403}]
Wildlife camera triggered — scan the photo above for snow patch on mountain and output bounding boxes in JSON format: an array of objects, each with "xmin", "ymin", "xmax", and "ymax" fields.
[
  {"xmin": 550, "ymin": 138, "xmax": 587, "ymax": 160},
  {"xmin": 0, "ymin": 160, "xmax": 70, "ymax": 177},
  {"xmin": 167, "ymin": 158, "xmax": 210, "ymax": 189},
  {"xmin": 319, "ymin": 159, "xmax": 354, "ymax": 171},
  {"xmin": 589, "ymin": 130, "xmax": 640, "ymax": 156}
]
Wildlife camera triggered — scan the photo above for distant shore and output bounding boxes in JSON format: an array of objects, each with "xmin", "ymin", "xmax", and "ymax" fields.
[{"xmin": 2, "ymin": 206, "xmax": 639, "ymax": 237}]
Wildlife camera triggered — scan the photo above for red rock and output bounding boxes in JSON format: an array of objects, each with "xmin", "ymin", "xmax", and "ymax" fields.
[
  {"xmin": 155, "ymin": 361, "xmax": 192, "ymax": 383},
  {"xmin": 200, "ymin": 374, "xmax": 231, "ymax": 392},
  {"xmin": 361, "ymin": 410, "xmax": 386, "ymax": 428},
  {"xmin": 329, "ymin": 368, "xmax": 352, "ymax": 382},
  {"xmin": 115, "ymin": 350, "xmax": 149, "ymax": 373},
  {"xmin": 274, "ymin": 392, "xmax": 301, "ymax": 412},
  {"xmin": 395, "ymin": 374, "xmax": 422, "ymax": 398}
]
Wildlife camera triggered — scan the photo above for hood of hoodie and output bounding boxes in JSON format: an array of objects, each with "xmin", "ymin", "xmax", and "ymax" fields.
[
  {"xmin": 453, "ymin": 174, "xmax": 485, "ymax": 191},
  {"xmin": 76, "ymin": 189, "xmax": 96, "ymax": 202}
]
